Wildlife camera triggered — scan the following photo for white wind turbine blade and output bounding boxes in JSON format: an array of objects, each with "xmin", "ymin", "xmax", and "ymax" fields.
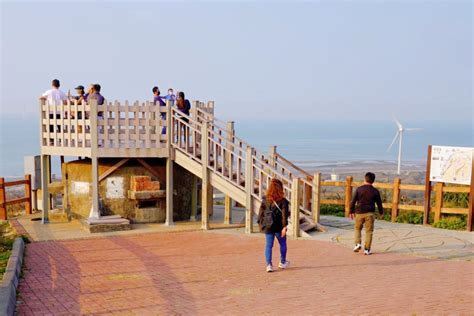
[
  {"xmin": 387, "ymin": 131, "xmax": 400, "ymax": 152},
  {"xmin": 392, "ymin": 115, "xmax": 403, "ymax": 130},
  {"xmin": 405, "ymin": 127, "xmax": 423, "ymax": 131}
]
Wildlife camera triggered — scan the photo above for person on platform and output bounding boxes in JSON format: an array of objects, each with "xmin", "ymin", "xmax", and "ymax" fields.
[
  {"xmin": 350, "ymin": 172, "xmax": 385, "ymax": 255},
  {"xmin": 257, "ymin": 178, "xmax": 290, "ymax": 272},
  {"xmin": 39, "ymin": 79, "xmax": 67, "ymax": 140},
  {"xmin": 176, "ymin": 91, "xmax": 191, "ymax": 117},
  {"xmin": 164, "ymin": 88, "xmax": 176, "ymax": 102}
]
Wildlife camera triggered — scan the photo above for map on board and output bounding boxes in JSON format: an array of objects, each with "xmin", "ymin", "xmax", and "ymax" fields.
[{"xmin": 430, "ymin": 146, "xmax": 473, "ymax": 185}]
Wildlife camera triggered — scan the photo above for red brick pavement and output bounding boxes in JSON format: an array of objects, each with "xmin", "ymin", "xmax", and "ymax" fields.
[{"xmin": 17, "ymin": 231, "xmax": 474, "ymax": 315}]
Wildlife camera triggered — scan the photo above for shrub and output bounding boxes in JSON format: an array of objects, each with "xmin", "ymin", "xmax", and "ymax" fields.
[
  {"xmin": 396, "ymin": 211, "xmax": 424, "ymax": 225},
  {"xmin": 320, "ymin": 204, "xmax": 345, "ymax": 217},
  {"xmin": 433, "ymin": 215, "xmax": 467, "ymax": 230},
  {"xmin": 443, "ymin": 192, "xmax": 468, "ymax": 208}
]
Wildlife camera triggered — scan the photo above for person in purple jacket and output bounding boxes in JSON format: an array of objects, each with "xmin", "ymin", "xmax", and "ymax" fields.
[{"xmin": 152, "ymin": 86, "xmax": 166, "ymax": 134}]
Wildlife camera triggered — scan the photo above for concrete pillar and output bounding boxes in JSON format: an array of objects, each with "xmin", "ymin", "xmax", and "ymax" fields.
[
  {"xmin": 165, "ymin": 157, "xmax": 174, "ymax": 226},
  {"xmin": 40, "ymin": 154, "xmax": 50, "ymax": 223},
  {"xmin": 89, "ymin": 156, "xmax": 100, "ymax": 219}
]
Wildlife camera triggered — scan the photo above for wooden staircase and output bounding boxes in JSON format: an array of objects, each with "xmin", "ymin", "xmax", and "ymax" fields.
[{"xmin": 169, "ymin": 106, "xmax": 321, "ymax": 236}]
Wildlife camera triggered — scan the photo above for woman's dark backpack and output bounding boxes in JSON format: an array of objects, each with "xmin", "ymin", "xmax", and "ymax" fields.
[{"xmin": 258, "ymin": 200, "xmax": 283, "ymax": 232}]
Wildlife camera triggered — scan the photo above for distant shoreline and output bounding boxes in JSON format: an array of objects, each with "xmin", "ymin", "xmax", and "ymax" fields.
[{"xmin": 2, "ymin": 159, "xmax": 427, "ymax": 185}]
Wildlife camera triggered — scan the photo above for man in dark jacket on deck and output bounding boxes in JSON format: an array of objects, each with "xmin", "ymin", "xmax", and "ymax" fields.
[{"xmin": 350, "ymin": 172, "xmax": 384, "ymax": 255}]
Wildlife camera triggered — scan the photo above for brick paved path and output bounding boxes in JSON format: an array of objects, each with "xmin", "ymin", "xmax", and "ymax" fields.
[{"xmin": 17, "ymin": 231, "xmax": 473, "ymax": 315}]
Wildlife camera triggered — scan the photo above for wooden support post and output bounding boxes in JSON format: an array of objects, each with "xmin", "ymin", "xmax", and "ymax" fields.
[
  {"xmin": 467, "ymin": 153, "xmax": 474, "ymax": 231},
  {"xmin": 312, "ymin": 173, "xmax": 321, "ymax": 223},
  {"xmin": 433, "ymin": 182, "xmax": 444, "ymax": 223},
  {"xmin": 245, "ymin": 146, "xmax": 253, "ymax": 234},
  {"xmin": 291, "ymin": 178, "xmax": 301, "ymax": 238},
  {"xmin": 165, "ymin": 157, "xmax": 174, "ymax": 226},
  {"xmin": 391, "ymin": 177, "xmax": 401, "ymax": 222},
  {"xmin": 305, "ymin": 176, "xmax": 312, "ymax": 211},
  {"xmin": 62, "ymin": 163, "xmax": 69, "ymax": 214},
  {"xmin": 48, "ymin": 154, "xmax": 52, "ymax": 208},
  {"xmin": 40, "ymin": 154, "xmax": 50, "ymax": 223},
  {"xmin": 0, "ymin": 178, "xmax": 6, "ymax": 220},
  {"xmin": 201, "ymin": 122, "xmax": 210, "ymax": 230},
  {"xmin": 423, "ymin": 145, "xmax": 433, "ymax": 225},
  {"xmin": 344, "ymin": 176, "xmax": 353, "ymax": 217},
  {"xmin": 25, "ymin": 174, "xmax": 32, "ymax": 215},
  {"xmin": 224, "ymin": 196, "xmax": 232, "ymax": 224},
  {"xmin": 224, "ymin": 121, "xmax": 234, "ymax": 224},
  {"xmin": 190, "ymin": 176, "xmax": 198, "ymax": 221},
  {"xmin": 166, "ymin": 100, "xmax": 172, "ymax": 145},
  {"xmin": 268, "ymin": 145, "xmax": 277, "ymax": 169}
]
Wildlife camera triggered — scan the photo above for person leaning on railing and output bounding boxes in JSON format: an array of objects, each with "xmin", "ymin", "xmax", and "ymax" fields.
[
  {"xmin": 152, "ymin": 86, "xmax": 167, "ymax": 135},
  {"xmin": 176, "ymin": 91, "xmax": 191, "ymax": 122}
]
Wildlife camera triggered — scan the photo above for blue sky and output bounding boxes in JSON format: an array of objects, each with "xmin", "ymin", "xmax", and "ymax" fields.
[{"xmin": 1, "ymin": 0, "xmax": 472, "ymax": 123}]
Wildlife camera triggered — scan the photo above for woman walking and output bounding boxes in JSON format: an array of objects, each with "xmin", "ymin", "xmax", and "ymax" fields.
[{"xmin": 258, "ymin": 178, "xmax": 290, "ymax": 272}]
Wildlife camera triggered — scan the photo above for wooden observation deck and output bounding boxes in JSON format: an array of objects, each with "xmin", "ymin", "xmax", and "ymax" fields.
[{"xmin": 38, "ymin": 99, "xmax": 319, "ymax": 236}]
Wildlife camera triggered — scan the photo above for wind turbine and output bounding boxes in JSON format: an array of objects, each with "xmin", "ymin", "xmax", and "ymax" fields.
[{"xmin": 387, "ymin": 117, "xmax": 423, "ymax": 175}]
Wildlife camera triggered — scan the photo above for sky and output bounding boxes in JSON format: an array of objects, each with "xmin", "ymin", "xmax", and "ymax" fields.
[{"xmin": 0, "ymin": 0, "xmax": 472, "ymax": 124}]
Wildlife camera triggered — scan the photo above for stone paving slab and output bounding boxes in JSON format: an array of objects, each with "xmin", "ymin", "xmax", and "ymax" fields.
[
  {"xmin": 12, "ymin": 206, "xmax": 245, "ymax": 242},
  {"xmin": 16, "ymin": 230, "xmax": 474, "ymax": 315},
  {"xmin": 312, "ymin": 216, "xmax": 474, "ymax": 261}
]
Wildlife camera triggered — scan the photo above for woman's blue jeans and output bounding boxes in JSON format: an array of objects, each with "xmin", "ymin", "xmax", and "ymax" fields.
[{"xmin": 265, "ymin": 232, "xmax": 287, "ymax": 265}]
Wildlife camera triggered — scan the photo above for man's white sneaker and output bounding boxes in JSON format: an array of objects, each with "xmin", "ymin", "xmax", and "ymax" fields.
[
  {"xmin": 364, "ymin": 249, "xmax": 372, "ymax": 255},
  {"xmin": 353, "ymin": 244, "xmax": 362, "ymax": 252},
  {"xmin": 266, "ymin": 265, "xmax": 273, "ymax": 272},
  {"xmin": 278, "ymin": 261, "xmax": 290, "ymax": 269}
]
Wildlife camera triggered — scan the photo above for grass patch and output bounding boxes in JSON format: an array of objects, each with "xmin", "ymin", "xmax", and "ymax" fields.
[
  {"xmin": 0, "ymin": 221, "xmax": 18, "ymax": 278},
  {"xmin": 433, "ymin": 215, "xmax": 467, "ymax": 230},
  {"xmin": 320, "ymin": 204, "xmax": 345, "ymax": 217}
]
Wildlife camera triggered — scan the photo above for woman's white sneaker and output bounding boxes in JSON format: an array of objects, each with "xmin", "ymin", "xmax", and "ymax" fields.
[
  {"xmin": 266, "ymin": 265, "xmax": 274, "ymax": 272},
  {"xmin": 278, "ymin": 261, "xmax": 290, "ymax": 269},
  {"xmin": 364, "ymin": 249, "xmax": 372, "ymax": 255}
]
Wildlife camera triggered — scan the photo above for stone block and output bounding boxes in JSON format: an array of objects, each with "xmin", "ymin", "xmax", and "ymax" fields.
[
  {"xmin": 128, "ymin": 190, "xmax": 166, "ymax": 200},
  {"xmin": 82, "ymin": 219, "xmax": 131, "ymax": 233},
  {"xmin": 133, "ymin": 207, "xmax": 166, "ymax": 223}
]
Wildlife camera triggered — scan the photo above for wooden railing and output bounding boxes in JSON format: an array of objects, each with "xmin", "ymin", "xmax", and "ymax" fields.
[
  {"xmin": 171, "ymin": 106, "xmax": 315, "ymax": 236},
  {"xmin": 0, "ymin": 175, "xmax": 32, "ymax": 220},
  {"xmin": 40, "ymin": 99, "xmax": 169, "ymax": 157},
  {"xmin": 319, "ymin": 176, "xmax": 470, "ymax": 223}
]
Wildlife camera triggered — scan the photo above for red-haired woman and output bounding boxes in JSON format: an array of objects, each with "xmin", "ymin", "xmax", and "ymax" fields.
[{"xmin": 257, "ymin": 178, "xmax": 290, "ymax": 272}]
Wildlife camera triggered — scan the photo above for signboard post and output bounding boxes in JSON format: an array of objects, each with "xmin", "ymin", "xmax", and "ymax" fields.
[
  {"xmin": 423, "ymin": 145, "xmax": 432, "ymax": 225},
  {"xmin": 468, "ymin": 157, "xmax": 474, "ymax": 231},
  {"xmin": 425, "ymin": 145, "xmax": 474, "ymax": 231}
]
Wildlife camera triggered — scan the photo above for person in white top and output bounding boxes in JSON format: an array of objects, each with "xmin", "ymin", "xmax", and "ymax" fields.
[
  {"xmin": 39, "ymin": 79, "xmax": 67, "ymax": 144},
  {"xmin": 39, "ymin": 79, "xmax": 67, "ymax": 105}
]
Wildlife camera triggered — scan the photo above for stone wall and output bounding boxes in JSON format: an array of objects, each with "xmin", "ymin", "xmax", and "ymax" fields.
[{"xmin": 63, "ymin": 158, "xmax": 194, "ymax": 222}]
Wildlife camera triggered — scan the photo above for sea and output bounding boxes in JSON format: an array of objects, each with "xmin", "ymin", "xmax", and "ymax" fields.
[{"xmin": 0, "ymin": 114, "xmax": 472, "ymax": 179}]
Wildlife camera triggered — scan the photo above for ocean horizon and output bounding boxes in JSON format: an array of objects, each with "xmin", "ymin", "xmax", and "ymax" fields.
[{"xmin": 0, "ymin": 113, "xmax": 472, "ymax": 179}]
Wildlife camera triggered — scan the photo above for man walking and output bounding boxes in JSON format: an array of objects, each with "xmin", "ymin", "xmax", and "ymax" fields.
[{"xmin": 350, "ymin": 172, "xmax": 384, "ymax": 255}]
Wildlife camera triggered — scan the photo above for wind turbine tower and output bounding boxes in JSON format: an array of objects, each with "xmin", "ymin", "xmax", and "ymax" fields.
[{"xmin": 387, "ymin": 117, "xmax": 423, "ymax": 175}]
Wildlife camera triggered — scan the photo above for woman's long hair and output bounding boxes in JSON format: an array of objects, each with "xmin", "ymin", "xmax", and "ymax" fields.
[{"xmin": 266, "ymin": 178, "xmax": 285, "ymax": 204}]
